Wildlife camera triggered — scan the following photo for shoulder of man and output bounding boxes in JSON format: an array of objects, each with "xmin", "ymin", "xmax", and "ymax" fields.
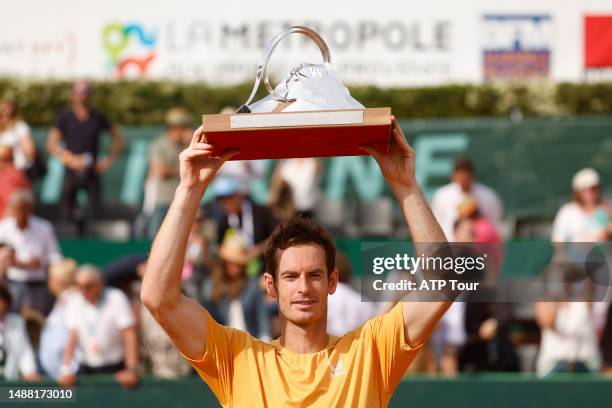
[
  {"xmin": 52, "ymin": 109, "xmax": 73, "ymax": 128},
  {"xmin": 104, "ymin": 287, "xmax": 130, "ymax": 303},
  {"xmin": 433, "ymin": 182, "xmax": 456, "ymax": 199}
]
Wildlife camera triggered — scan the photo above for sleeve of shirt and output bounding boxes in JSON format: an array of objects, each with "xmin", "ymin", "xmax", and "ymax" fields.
[
  {"xmin": 43, "ymin": 223, "xmax": 63, "ymax": 265},
  {"xmin": 52, "ymin": 111, "xmax": 67, "ymax": 133},
  {"xmin": 181, "ymin": 309, "xmax": 247, "ymax": 406},
  {"xmin": 113, "ymin": 290, "xmax": 136, "ymax": 330},
  {"xmin": 361, "ymin": 302, "xmax": 425, "ymax": 395}
]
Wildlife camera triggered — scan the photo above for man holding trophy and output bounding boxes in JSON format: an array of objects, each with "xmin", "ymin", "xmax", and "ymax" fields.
[
  {"xmin": 141, "ymin": 116, "xmax": 454, "ymax": 407},
  {"xmin": 142, "ymin": 26, "xmax": 455, "ymax": 407}
]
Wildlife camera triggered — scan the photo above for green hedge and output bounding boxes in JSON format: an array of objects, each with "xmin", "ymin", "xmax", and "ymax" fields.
[{"xmin": 2, "ymin": 78, "xmax": 612, "ymax": 126}]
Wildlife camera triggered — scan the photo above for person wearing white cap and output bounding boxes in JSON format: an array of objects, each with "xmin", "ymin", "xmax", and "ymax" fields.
[
  {"xmin": 551, "ymin": 167, "xmax": 609, "ymax": 243},
  {"xmin": 535, "ymin": 167, "xmax": 609, "ymax": 376}
]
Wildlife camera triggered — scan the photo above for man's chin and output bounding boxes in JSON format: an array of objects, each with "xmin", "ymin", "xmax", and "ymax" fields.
[{"xmin": 287, "ymin": 308, "xmax": 321, "ymax": 325}]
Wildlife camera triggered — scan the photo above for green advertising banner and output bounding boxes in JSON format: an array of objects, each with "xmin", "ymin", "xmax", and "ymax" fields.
[{"xmin": 31, "ymin": 116, "xmax": 612, "ymax": 221}]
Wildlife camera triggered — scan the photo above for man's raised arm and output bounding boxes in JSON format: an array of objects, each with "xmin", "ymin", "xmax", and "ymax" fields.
[
  {"xmin": 361, "ymin": 117, "xmax": 452, "ymax": 349},
  {"xmin": 141, "ymin": 126, "xmax": 238, "ymax": 359}
]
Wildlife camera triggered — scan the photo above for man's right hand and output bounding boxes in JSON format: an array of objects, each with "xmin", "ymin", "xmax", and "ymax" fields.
[
  {"xmin": 178, "ymin": 126, "xmax": 240, "ymax": 191},
  {"xmin": 58, "ymin": 374, "xmax": 77, "ymax": 387},
  {"xmin": 61, "ymin": 151, "xmax": 86, "ymax": 172}
]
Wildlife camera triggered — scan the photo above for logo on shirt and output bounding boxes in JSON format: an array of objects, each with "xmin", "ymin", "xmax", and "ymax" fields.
[{"xmin": 328, "ymin": 359, "xmax": 347, "ymax": 378}]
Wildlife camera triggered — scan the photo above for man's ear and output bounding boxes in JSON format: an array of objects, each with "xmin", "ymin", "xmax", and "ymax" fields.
[
  {"xmin": 263, "ymin": 272, "xmax": 278, "ymax": 299},
  {"xmin": 328, "ymin": 267, "xmax": 338, "ymax": 295}
]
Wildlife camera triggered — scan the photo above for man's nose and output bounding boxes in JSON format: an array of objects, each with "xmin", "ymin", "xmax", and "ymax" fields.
[{"xmin": 296, "ymin": 275, "xmax": 311, "ymax": 294}]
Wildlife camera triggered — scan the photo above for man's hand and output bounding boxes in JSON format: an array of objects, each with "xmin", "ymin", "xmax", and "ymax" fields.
[
  {"xmin": 114, "ymin": 369, "xmax": 139, "ymax": 389},
  {"xmin": 15, "ymin": 256, "xmax": 42, "ymax": 269},
  {"xmin": 360, "ymin": 116, "xmax": 416, "ymax": 196},
  {"xmin": 21, "ymin": 372, "xmax": 41, "ymax": 382},
  {"xmin": 58, "ymin": 374, "xmax": 77, "ymax": 387},
  {"xmin": 179, "ymin": 126, "xmax": 240, "ymax": 190},
  {"xmin": 95, "ymin": 156, "xmax": 114, "ymax": 174}
]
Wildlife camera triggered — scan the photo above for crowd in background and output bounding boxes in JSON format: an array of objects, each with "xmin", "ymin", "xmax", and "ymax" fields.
[{"xmin": 0, "ymin": 81, "xmax": 611, "ymax": 386}]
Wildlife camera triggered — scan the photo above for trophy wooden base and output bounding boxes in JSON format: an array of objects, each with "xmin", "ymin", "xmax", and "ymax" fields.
[{"xmin": 202, "ymin": 107, "xmax": 391, "ymax": 160}]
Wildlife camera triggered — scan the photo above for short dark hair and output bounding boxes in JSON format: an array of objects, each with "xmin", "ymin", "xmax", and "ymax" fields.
[
  {"xmin": 453, "ymin": 157, "xmax": 475, "ymax": 174},
  {"xmin": 264, "ymin": 216, "xmax": 336, "ymax": 280}
]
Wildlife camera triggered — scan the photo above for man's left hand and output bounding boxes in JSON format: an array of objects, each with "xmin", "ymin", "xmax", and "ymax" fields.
[
  {"xmin": 114, "ymin": 369, "xmax": 139, "ymax": 389},
  {"xmin": 95, "ymin": 156, "xmax": 114, "ymax": 174}
]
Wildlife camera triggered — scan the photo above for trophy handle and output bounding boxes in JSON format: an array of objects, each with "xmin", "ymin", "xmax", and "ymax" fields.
[{"xmin": 237, "ymin": 26, "xmax": 331, "ymax": 113}]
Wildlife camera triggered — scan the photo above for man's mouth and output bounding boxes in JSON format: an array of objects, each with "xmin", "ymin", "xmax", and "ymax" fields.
[{"xmin": 292, "ymin": 299, "xmax": 317, "ymax": 305}]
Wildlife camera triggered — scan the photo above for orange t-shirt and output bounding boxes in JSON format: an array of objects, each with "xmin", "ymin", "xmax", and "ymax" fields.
[{"xmin": 183, "ymin": 303, "xmax": 423, "ymax": 407}]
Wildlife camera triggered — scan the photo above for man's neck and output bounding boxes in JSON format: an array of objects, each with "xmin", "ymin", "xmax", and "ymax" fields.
[
  {"xmin": 278, "ymin": 316, "xmax": 329, "ymax": 354},
  {"xmin": 73, "ymin": 104, "xmax": 90, "ymax": 119}
]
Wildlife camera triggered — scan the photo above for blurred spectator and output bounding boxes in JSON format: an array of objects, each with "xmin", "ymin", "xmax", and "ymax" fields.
[
  {"xmin": 212, "ymin": 177, "xmax": 278, "ymax": 275},
  {"xmin": 327, "ymin": 251, "xmax": 376, "ymax": 336},
  {"xmin": 59, "ymin": 265, "xmax": 138, "ymax": 389},
  {"xmin": 137, "ymin": 264, "xmax": 192, "ymax": 379},
  {"xmin": 460, "ymin": 300, "xmax": 519, "ymax": 373},
  {"xmin": 0, "ymin": 285, "xmax": 40, "ymax": 381},
  {"xmin": 0, "ymin": 100, "xmax": 38, "ymax": 176},
  {"xmin": 535, "ymin": 301, "xmax": 601, "ymax": 375},
  {"xmin": 47, "ymin": 80, "xmax": 124, "ymax": 230},
  {"xmin": 269, "ymin": 158, "xmax": 322, "ymax": 220},
  {"xmin": 456, "ymin": 195, "xmax": 504, "ymax": 283},
  {"xmin": 145, "ymin": 107, "xmax": 191, "ymax": 239},
  {"xmin": 551, "ymin": 168, "xmax": 610, "ymax": 242},
  {"xmin": 432, "ymin": 158, "xmax": 503, "ymax": 241},
  {"xmin": 457, "ymin": 195, "xmax": 502, "ymax": 244},
  {"xmin": 0, "ymin": 145, "xmax": 31, "ymax": 217},
  {"xmin": 0, "ymin": 189, "xmax": 61, "ymax": 314},
  {"xmin": 543, "ymin": 168, "xmax": 609, "ymax": 375},
  {"xmin": 428, "ymin": 302, "xmax": 466, "ymax": 377},
  {"xmin": 453, "ymin": 218, "xmax": 518, "ymax": 372},
  {"xmin": 103, "ymin": 254, "xmax": 148, "ymax": 293},
  {"xmin": 39, "ymin": 258, "xmax": 79, "ymax": 379},
  {"xmin": 207, "ymin": 230, "xmax": 271, "ymax": 340}
]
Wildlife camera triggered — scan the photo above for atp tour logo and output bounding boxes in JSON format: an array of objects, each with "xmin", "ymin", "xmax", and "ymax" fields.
[{"xmin": 102, "ymin": 22, "xmax": 158, "ymax": 79}]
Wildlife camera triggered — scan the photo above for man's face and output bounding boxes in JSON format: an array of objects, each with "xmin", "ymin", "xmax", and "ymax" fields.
[
  {"xmin": 71, "ymin": 81, "xmax": 91, "ymax": 105},
  {"xmin": 265, "ymin": 244, "xmax": 337, "ymax": 327},
  {"xmin": 0, "ymin": 103, "xmax": 14, "ymax": 126},
  {"xmin": 452, "ymin": 169, "xmax": 474, "ymax": 192},
  {"xmin": 167, "ymin": 125, "xmax": 189, "ymax": 144},
  {"xmin": 9, "ymin": 201, "xmax": 31, "ymax": 225},
  {"xmin": 76, "ymin": 274, "xmax": 103, "ymax": 304}
]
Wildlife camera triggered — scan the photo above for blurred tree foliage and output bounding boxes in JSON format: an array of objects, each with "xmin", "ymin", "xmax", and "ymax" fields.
[{"xmin": 1, "ymin": 78, "xmax": 611, "ymax": 126}]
